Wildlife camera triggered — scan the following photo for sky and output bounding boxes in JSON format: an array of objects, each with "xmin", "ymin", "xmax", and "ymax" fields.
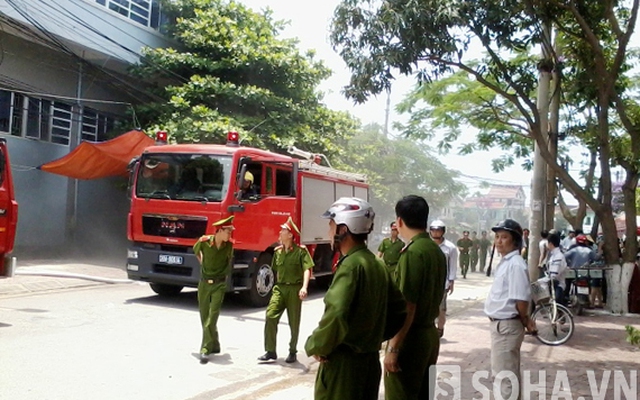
[{"xmin": 238, "ymin": 0, "xmax": 637, "ymax": 202}]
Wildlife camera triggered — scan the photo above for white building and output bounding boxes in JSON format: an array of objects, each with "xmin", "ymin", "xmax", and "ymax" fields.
[{"xmin": 0, "ymin": 0, "xmax": 173, "ymax": 258}]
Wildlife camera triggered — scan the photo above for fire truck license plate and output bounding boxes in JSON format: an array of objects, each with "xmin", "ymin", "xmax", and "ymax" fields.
[
  {"xmin": 577, "ymin": 287, "xmax": 589, "ymax": 295},
  {"xmin": 159, "ymin": 255, "xmax": 183, "ymax": 265}
]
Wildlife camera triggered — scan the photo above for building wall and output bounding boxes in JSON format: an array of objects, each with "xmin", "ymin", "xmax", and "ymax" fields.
[
  {"xmin": 0, "ymin": 0, "xmax": 173, "ymax": 259},
  {"xmin": 0, "ymin": 0, "xmax": 171, "ymax": 67},
  {"xmin": 4, "ymin": 135, "xmax": 68, "ymax": 248},
  {"xmin": 76, "ymin": 177, "xmax": 130, "ymax": 260},
  {"xmin": 4, "ymin": 134, "xmax": 131, "ymax": 259}
]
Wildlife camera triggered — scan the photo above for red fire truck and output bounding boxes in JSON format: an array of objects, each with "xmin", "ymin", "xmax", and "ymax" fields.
[
  {"xmin": 0, "ymin": 138, "xmax": 18, "ymax": 277},
  {"xmin": 126, "ymin": 132, "xmax": 368, "ymax": 306}
]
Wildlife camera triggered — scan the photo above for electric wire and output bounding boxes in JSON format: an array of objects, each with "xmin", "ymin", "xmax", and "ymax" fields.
[{"xmin": 4, "ymin": 0, "xmax": 161, "ymax": 104}]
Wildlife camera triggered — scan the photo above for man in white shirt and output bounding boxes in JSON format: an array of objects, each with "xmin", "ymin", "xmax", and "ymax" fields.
[
  {"xmin": 547, "ymin": 232, "xmax": 568, "ymax": 305},
  {"xmin": 484, "ymin": 219, "xmax": 537, "ymax": 400},
  {"xmin": 429, "ymin": 220, "xmax": 458, "ymax": 338},
  {"xmin": 538, "ymin": 230, "xmax": 550, "ymax": 270},
  {"xmin": 560, "ymin": 230, "xmax": 576, "ymax": 251}
]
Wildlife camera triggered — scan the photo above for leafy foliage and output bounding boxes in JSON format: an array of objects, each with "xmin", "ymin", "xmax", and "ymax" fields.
[
  {"xmin": 131, "ymin": 0, "xmax": 356, "ymax": 156},
  {"xmin": 395, "ymin": 68, "xmax": 534, "ymax": 172},
  {"xmin": 626, "ymin": 325, "xmax": 640, "ymax": 347},
  {"xmin": 335, "ymin": 124, "xmax": 467, "ymax": 222}
]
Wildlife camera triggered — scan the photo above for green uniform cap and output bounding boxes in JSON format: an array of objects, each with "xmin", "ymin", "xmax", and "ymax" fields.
[
  {"xmin": 280, "ymin": 216, "xmax": 300, "ymax": 236},
  {"xmin": 212, "ymin": 215, "xmax": 235, "ymax": 228}
]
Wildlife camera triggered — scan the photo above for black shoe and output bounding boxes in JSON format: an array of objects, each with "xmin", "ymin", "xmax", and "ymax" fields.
[
  {"xmin": 199, "ymin": 353, "xmax": 209, "ymax": 364},
  {"xmin": 258, "ymin": 351, "xmax": 277, "ymax": 361},
  {"xmin": 285, "ymin": 352, "xmax": 297, "ymax": 363}
]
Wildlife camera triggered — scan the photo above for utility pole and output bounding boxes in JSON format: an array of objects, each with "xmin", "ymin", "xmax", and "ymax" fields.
[
  {"xmin": 546, "ymin": 38, "xmax": 562, "ymax": 231},
  {"xmin": 66, "ymin": 60, "xmax": 83, "ymax": 245},
  {"xmin": 528, "ymin": 23, "xmax": 552, "ymax": 282}
]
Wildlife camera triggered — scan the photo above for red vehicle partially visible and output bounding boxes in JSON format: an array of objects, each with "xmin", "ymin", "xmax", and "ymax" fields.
[{"xmin": 0, "ymin": 138, "xmax": 18, "ymax": 277}]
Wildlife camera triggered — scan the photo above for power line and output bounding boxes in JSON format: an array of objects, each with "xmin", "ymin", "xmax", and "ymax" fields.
[
  {"xmin": 4, "ymin": 0, "xmax": 160, "ymax": 104},
  {"xmin": 0, "ymin": 85, "xmax": 132, "ymax": 106},
  {"xmin": 457, "ymin": 172, "xmax": 530, "ymax": 186}
]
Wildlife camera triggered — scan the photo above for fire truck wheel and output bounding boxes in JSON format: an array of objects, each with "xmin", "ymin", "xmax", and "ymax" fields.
[
  {"xmin": 150, "ymin": 283, "xmax": 184, "ymax": 297},
  {"xmin": 245, "ymin": 253, "xmax": 274, "ymax": 307}
]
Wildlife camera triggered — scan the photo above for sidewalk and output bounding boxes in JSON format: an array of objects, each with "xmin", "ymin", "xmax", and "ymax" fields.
[
  {"xmin": 436, "ymin": 306, "xmax": 640, "ymax": 399},
  {"xmin": 0, "ymin": 259, "xmax": 130, "ymax": 297}
]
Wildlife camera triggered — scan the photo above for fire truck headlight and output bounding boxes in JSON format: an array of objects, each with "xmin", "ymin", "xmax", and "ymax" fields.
[
  {"xmin": 127, "ymin": 264, "xmax": 139, "ymax": 272},
  {"xmin": 127, "ymin": 250, "xmax": 138, "ymax": 259}
]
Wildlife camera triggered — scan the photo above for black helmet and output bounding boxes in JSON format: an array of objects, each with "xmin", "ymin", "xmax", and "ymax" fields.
[{"xmin": 491, "ymin": 219, "xmax": 523, "ymax": 241}]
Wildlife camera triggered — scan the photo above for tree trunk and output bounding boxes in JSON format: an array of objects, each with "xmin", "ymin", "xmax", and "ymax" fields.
[
  {"xmin": 622, "ymin": 170, "xmax": 639, "ymax": 262},
  {"xmin": 606, "ymin": 262, "xmax": 636, "ymax": 315}
]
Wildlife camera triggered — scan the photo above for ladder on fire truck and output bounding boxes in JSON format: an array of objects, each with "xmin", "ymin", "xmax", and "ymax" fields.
[
  {"xmin": 288, "ymin": 145, "xmax": 366, "ymax": 183},
  {"xmin": 298, "ymin": 159, "xmax": 366, "ymax": 183}
]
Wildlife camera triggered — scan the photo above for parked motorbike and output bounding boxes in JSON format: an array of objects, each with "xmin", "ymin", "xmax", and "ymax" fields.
[{"xmin": 568, "ymin": 268, "xmax": 591, "ymax": 316}]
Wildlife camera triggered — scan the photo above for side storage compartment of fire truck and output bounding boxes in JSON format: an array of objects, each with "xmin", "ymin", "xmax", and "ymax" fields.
[{"xmin": 298, "ymin": 166, "xmax": 368, "ymax": 288}]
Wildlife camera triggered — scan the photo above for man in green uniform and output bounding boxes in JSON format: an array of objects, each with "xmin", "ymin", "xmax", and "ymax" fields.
[
  {"xmin": 478, "ymin": 230, "xmax": 492, "ymax": 273},
  {"xmin": 258, "ymin": 216, "xmax": 314, "ymax": 364},
  {"xmin": 377, "ymin": 222, "xmax": 404, "ymax": 274},
  {"xmin": 457, "ymin": 230, "xmax": 473, "ymax": 278},
  {"xmin": 305, "ymin": 197, "xmax": 407, "ymax": 400},
  {"xmin": 384, "ymin": 195, "xmax": 447, "ymax": 400},
  {"xmin": 193, "ymin": 215, "xmax": 234, "ymax": 364},
  {"xmin": 470, "ymin": 231, "xmax": 480, "ymax": 272}
]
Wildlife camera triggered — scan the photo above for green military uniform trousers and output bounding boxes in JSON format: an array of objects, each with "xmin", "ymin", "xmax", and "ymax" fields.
[
  {"xmin": 460, "ymin": 253, "xmax": 470, "ymax": 269},
  {"xmin": 479, "ymin": 250, "xmax": 488, "ymax": 271},
  {"xmin": 315, "ymin": 346, "xmax": 381, "ymax": 400},
  {"xmin": 470, "ymin": 251, "xmax": 479, "ymax": 271},
  {"xmin": 198, "ymin": 280, "xmax": 226, "ymax": 354},
  {"xmin": 265, "ymin": 283, "xmax": 303, "ymax": 353},
  {"xmin": 384, "ymin": 326, "xmax": 440, "ymax": 400}
]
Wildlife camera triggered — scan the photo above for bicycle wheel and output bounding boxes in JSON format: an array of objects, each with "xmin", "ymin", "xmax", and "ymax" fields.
[{"xmin": 531, "ymin": 303, "xmax": 574, "ymax": 345}]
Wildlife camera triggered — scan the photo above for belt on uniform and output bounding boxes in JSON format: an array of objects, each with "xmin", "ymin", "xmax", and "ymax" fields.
[
  {"xmin": 277, "ymin": 282, "xmax": 302, "ymax": 286},
  {"xmin": 202, "ymin": 276, "xmax": 226, "ymax": 284},
  {"xmin": 488, "ymin": 315, "xmax": 520, "ymax": 322}
]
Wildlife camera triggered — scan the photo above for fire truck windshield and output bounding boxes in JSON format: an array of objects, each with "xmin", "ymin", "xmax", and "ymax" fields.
[{"xmin": 135, "ymin": 154, "xmax": 232, "ymax": 202}]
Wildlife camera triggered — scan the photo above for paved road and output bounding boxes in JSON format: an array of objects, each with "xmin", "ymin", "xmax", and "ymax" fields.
[
  {"xmin": 1, "ymin": 261, "xmax": 493, "ymax": 400},
  {"xmin": 3, "ymin": 261, "xmax": 638, "ymax": 399}
]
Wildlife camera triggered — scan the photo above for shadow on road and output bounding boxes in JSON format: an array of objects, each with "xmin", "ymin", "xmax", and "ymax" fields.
[{"xmin": 123, "ymin": 281, "xmax": 328, "ymax": 316}]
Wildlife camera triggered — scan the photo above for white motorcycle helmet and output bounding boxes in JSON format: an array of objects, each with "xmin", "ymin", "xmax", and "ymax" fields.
[
  {"xmin": 321, "ymin": 197, "xmax": 375, "ymax": 235},
  {"xmin": 429, "ymin": 219, "xmax": 446, "ymax": 233}
]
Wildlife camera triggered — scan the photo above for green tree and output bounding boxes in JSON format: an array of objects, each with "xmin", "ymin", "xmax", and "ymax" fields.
[
  {"xmin": 395, "ymin": 67, "xmax": 601, "ymax": 233},
  {"xmin": 336, "ymin": 124, "xmax": 466, "ymax": 225},
  {"xmin": 330, "ymin": 0, "xmax": 639, "ymax": 313},
  {"xmin": 131, "ymin": 0, "xmax": 356, "ymax": 156}
]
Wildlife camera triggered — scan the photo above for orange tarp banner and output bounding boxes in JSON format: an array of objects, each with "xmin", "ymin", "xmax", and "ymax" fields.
[{"xmin": 39, "ymin": 130, "xmax": 154, "ymax": 180}]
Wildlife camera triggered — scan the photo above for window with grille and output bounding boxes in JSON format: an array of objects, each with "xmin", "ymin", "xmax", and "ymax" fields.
[
  {"xmin": 82, "ymin": 109, "xmax": 98, "ymax": 141},
  {"xmin": 0, "ymin": 90, "xmax": 120, "ymax": 145},
  {"xmin": 0, "ymin": 90, "xmax": 11, "ymax": 133},
  {"xmin": 51, "ymin": 103, "xmax": 72, "ymax": 146},
  {"xmin": 96, "ymin": 0, "xmax": 164, "ymax": 29},
  {"xmin": 83, "ymin": 108, "xmax": 115, "ymax": 142},
  {"xmin": 26, "ymin": 98, "xmax": 51, "ymax": 141},
  {"xmin": 10, "ymin": 93, "xmax": 24, "ymax": 137}
]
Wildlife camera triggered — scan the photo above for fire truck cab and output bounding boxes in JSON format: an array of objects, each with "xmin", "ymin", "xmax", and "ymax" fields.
[
  {"xmin": 126, "ymin": 133, "xmax": 368, "ymax": 306},
  {"xmin": 0, "ymin": 138, "xmax": 18, "ymax": 277}
]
